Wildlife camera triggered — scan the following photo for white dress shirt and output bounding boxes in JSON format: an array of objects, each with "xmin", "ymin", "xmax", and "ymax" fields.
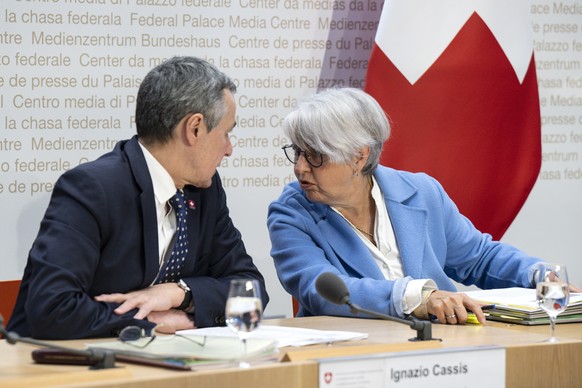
[{"xmin": 139, "ymin": 142, "xmax": 178, "ymax": 265}]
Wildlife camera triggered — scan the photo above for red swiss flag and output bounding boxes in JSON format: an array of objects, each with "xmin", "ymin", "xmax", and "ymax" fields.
[{"xmin": 365, "ymin": 2, "xmax": 541, "ymax": 240}]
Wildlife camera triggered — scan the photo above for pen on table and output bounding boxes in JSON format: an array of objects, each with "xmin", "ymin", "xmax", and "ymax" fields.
[
  {"xmin": 465, "ymin": 305, "xmax": 496, "ymax": 325},
  {"xmin": 429, "ymin": 305, "xmax": 496, "ymax": 323}
]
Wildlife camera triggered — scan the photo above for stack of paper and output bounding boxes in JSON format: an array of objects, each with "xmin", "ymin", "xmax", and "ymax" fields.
[
  {"xmin": 182, "ymin": 325, "xmax": 368, "ymax": 347},
  {"xmin": 463, "ymin": 288, "xmax": 582, "ymax": 325},
  {"xmin": 87, "ymin": 325, "xmax": 368, "ymax": 368},
  {"xmin": 88, "ymin": 334, "xmax": 278, "ymax": 367}
]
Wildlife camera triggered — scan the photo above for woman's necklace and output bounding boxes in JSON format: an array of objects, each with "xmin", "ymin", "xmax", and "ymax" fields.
[
  {"xmin": 353, "ymin": 223, "xmax": 377, "ymax": 247},
  {"xmin": 356, "ymin": 178, "xmax": 376, "ymax": 241},
  {"xmin": 353, "ymin": 225, "xmax": 374, "ymax": 239},
  {"xmin": 337, "ymin": 175, "xmax": 377, "ymax": 243}
]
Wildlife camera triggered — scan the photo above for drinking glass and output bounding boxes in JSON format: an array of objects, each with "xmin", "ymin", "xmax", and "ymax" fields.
[
  {"xmin": 225, "ymin": 279, "xmax": 263, "ymax": 368},
  {"xmin": 535, "ymin": 263, "xmax": 570, "ymax": 342}
]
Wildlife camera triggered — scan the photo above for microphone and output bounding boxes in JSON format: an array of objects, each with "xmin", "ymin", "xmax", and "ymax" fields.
[
  {"xmin": 315, "ymin": 272, "xmax": 439, "ymax": 341},
  {"xmin": 0, "ymin": 314, "xmax": 116, "ymax": 369}
]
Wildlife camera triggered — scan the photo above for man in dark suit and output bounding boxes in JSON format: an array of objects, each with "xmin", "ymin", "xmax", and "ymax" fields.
[{"xmin": 7, "ymin": 56, "xmax": 269, "ymax": 339}]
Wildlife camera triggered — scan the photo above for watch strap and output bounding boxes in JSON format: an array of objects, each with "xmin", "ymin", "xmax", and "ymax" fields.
[{"xmin": 177, "ymin": 280, "xmax": 192, "ymax": 311}]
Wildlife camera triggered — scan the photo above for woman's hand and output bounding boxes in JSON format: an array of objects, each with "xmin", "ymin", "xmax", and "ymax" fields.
[{"xmin": 426, "ymin": 290, "xmax": 487, "ymax": 325}]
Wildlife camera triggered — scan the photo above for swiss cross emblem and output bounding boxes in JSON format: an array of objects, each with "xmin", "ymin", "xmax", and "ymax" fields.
[{"xmin": 324, "ymin": 372, "xmax": 333, "ymax": 384}]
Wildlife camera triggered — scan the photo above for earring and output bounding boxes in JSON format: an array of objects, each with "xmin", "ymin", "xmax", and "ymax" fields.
[{"xmin": 353, "ymin": 170, "xmax": 359, "ymax": 176}]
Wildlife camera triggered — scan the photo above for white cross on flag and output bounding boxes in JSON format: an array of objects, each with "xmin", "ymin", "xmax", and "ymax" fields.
[{"xmin": 365, "ymin": 1, "xmax": 541, "ymax": 239}]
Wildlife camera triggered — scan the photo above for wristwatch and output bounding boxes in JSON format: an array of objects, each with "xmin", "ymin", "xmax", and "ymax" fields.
[{"xmin": 177, "ymin": 279, "xmax": 192, "ymax": 311}]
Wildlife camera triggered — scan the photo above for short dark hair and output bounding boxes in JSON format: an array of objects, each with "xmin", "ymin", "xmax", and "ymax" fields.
[{"xmin": 135, "ymin": 56, "xmax": 236, "ymax": 144}]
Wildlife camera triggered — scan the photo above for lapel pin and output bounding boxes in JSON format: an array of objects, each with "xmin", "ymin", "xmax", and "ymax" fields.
[{"xmin": 187, "ymin": 199, "xmax": 196, "ymax": 210}]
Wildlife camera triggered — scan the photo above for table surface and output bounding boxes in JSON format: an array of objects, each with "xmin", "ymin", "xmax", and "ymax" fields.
[
  {"xmin": 269, "ymin": 315, "xmax": 582, "ymax": 346},
  {"xmin": 1, "ymin": 316, "xmax": 581, "ymax": 387}
]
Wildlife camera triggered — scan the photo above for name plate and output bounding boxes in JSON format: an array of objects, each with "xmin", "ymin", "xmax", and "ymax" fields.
[{"xmin": 318, "ymin": 346, "xmax": 505, "ymax": 387}]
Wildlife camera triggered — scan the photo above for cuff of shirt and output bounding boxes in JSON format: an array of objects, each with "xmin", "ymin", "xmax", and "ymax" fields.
[
  {"xmin": 402, "ymin": 279, "xmax": 437, "ymax": 315},
  {"xmin": 528, "ymin": 262, "xmax": 545, "ymax": 287}
]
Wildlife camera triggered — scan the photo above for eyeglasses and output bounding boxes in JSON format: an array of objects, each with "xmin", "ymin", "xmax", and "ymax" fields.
[
  {"xmin": 119, "ymin": 326, "xmax": 155, "ymax": 349},
  {"xmin": 282, "ymin": 144, "xmax": 325, "ymax": 168},
  {"xmin": 118, "ymin": 326, "xmax": 206, "ymax": 349}
]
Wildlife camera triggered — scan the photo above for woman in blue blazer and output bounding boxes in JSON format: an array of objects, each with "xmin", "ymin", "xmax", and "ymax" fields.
[{"xmin": 268, "ymin": 88, "xmax": 542, "ymax": 325}]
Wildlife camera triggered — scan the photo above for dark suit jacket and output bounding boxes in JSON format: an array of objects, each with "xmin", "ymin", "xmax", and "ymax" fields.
[{"xmin": 7, "ymin": 136, "xmax": 268, "ymax": 339}]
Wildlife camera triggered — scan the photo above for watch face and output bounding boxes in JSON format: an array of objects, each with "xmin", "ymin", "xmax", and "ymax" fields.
[{"xmin": 178, "ymin": 279, "xmax": 190, "ymax": 292}]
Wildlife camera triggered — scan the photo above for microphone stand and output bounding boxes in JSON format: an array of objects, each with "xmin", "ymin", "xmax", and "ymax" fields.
[
  {"xmin": 0, "ymin": 315, "xmax": 116, "ymax": 370},
  {"xmin": 346, "ymin": 302, "xmax": 440, "ymax": 342}
]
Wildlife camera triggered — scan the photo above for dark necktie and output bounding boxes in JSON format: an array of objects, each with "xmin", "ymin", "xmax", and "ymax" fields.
[{"xmin": 156, "ymin": 190, "xmax": 188, "ymax": 284}]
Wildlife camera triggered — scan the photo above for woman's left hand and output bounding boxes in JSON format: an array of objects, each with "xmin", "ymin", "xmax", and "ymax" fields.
[{"xmin": 426, "ymin": 290, "xmax": 487, "ymax": 325}]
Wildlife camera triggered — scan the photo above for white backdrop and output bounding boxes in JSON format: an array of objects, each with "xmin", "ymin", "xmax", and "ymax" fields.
[{"xmin": 1, "ymin": 1, "xmax": 580, "ymax": 318}]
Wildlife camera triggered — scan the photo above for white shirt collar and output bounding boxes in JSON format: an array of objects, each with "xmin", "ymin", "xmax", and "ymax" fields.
[{"xmin": 138, "ymin": 141, "xmax": 176, "ymax": 204}]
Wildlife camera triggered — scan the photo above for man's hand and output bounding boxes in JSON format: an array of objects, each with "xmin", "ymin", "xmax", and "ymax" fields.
[
  {"xmin": 148, "ymin": 310, "xmax": 196, "ymax": 333},
  {"xmin": 95, "ymin": 283, "xmax": 185, "ymax": 319},
  {"xmin": 426, "ymin": 290, "xmax": 487, "ymax": 325}
]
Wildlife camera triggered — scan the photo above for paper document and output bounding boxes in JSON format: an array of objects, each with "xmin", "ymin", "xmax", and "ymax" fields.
[
  {"xmin": 179, "ymin": 325, "xmax": 368, "ymax": 347},
  {"xmin": 86, "ymin": 324, "xmax": 367, "ymax": 368},
  {"xmin": 463, "ymin": 288, "xmax": 582, "ymax": 325},
  {"xmin": 88, "ymin": 334, "xmax": 277, "ymax": 363}
]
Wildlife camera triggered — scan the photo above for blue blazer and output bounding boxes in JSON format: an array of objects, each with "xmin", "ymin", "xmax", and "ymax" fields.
[
  {"xmin": 8, "ymin": 136, "xmax": 268, "ymax": 339},
  {"xmin": 267, "ymin": 166, "xmax": 540, "ymax": 318}
]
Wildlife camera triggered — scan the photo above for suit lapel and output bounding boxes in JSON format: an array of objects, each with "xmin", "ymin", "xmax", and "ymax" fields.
[
  {"xmin": 183, "ymin": 188, "xmax": 200, "ymax": 272},
  {"xmin": 375, "ymin": 168, "xmax": 428, "ymax": 279},
  {"xmin": 318, "ymin": 208, "xmax": 385, "ymax": 279},
  {"xmin": 124, "ymin": 137, "xmax": 160, "ymax": 287},
  {"xmin": 386, "ymin": 202, "xmax": 427, "ymax": 279}
]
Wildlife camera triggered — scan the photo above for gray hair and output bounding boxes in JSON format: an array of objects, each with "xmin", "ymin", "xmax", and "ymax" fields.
[
  {"xmin": 282, "ymin": 88, "xmax": 390, "ymax": 175},
  {"xmin": 136, "ymin": 56, "xmax": 237, "ymax": 144}
]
